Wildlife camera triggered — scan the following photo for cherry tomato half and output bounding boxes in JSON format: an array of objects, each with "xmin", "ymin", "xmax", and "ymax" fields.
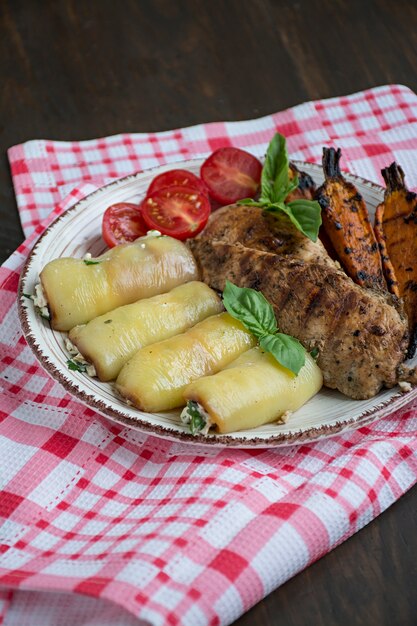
[
  {"xmin": 200, "ymin": 147, "xmax": 262, "ymax": 205},
  {"xmin": 147, "ymin": 169, "xmax": 208, "ymax": 197},
  {"xmin": 102, "ymin": 202, "xmax": 148, "ymax": 248},
  {"xmin": 141, "ymin": 186, "xmax": 211, "ymax": 240}
]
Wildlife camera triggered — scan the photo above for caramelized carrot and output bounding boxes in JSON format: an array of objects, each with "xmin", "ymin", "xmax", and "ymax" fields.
[
  {"xmin": 316, "ymin": 148, "xmax": 386, "ymax": 291},
  {"xmin": 375, "ymin": 162, "xmax": 417, "ymax": 357},
  {"xmin": 374, "ymin": 203, "xmax": 399, "ymax": 297},
  {"xmin": 286, "ymin": 163, "xmax": 316, "ymax": 202}
]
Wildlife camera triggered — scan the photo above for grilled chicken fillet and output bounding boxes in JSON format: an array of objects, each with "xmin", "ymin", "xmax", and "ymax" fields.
[
  {"xmin": 194, "ymin": 203, "xmax": 335, "ymax": 266},
  {"xmin": 189, "ymin": 205, "xmax": 412, "ymax": 400}
]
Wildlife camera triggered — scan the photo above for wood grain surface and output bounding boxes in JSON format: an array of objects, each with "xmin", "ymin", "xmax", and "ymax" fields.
[{"xmin": 1, "ymin": 1, "xmax": 417, "ymax": 624}]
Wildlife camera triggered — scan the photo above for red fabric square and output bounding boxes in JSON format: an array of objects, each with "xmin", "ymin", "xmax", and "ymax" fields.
[
  {"xmin": 11, "ymin": 159, "xmax": 28, "ymax": 175},
  {"xmin": 325, "ymin": 488, "xmax": 338, "ymax": 499},
  {"xmin": 36, "ymin": 518, "xmax": 49, "ymax": 529},
  {"xmin": 207, "ymin": 137, "xmax": 232, "ymax": 151},
  {"xmin": 210, "ymin": 549, "xmax": 248, "ymax": 582},
  {"xmin": 363, "ymin": 143, "xmax": 390, "ymax": 158},
  {"xmin": 0, "ymin": 569, "xmax": 35, "ymax": 586},
  {"xmin": 0, "ymin": 491, "xmax": 24, "ymax": 518},
  {"xmin": 77, "ymin": 477, "xmax": 89, "ymax": 489},
  {"xmin": 157, "ymin": 571, "xmax": 169, "ymax": 583},
  {"xmin": 41, "ymin": 432, "xmax": 78, "ymax": 459},
  {"xmin": 264, "ymin": 502, "xmax": 300, "ymax": 520},
  {"xmin": 399, "ymin": 445, "xmax": 413, "ymax": 459},
  {"xmin": 104, "ymin": 489, "xmax": 118, "ymax": 499},
  {"xmin": 275, "ymin": 120, "xmax": 302, "ymax": 137},
  {"xmin": 135, "ymin": 591, "xmax": 147, "ymax": 605},
  {"xmin": 75, "ymin": 577, "xmax": 110, "ymax": 596},
  {"xmin": 174, "ymin": 537, "xmax": 187, "ymax": 548}
]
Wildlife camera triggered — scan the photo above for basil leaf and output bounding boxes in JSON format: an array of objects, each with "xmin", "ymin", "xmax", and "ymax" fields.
[
  {"xmin": 236, "ymin": 198, "xmax": 268, "ymax": 209},
  {"xmin": 67, "ymin": 359, "xmax": 87, "ymax": 373},
  {"xmin": 285, "ymin": 174, "xmax": 299, "ymax": 197},
  {"xmin": 222, "ymin": 281, "xmax": 307, "ymax": 376},
  {"xmin": 237, "ymin": 197, "xmax": 261, "ymax": 206},
  {"xmin": 223, "ymin": 281, "xmax": 277, "ymax": 338},
  {"xmin": 238, "ymin": 134, "xmax": 323, "ymax": 242},
  {"xmin": 261, "ymin": 133, "xmax": 289, "ymax": 203},
  {"xmin": 84, "ymin": 259, "xmax": 100, "ymax": 266},
  {"xmin": 265, "ymin": 199, "xmax": 322, "ymax": 242},
  {"xmin": 285, "ymin": 200, "xmax": 322, "ymax": 242},
  {"xmin": 259, "ymin": 333, "xmax": 305, "ymax": 375}
]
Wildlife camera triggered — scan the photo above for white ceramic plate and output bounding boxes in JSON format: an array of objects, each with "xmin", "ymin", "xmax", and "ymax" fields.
[{"xmin": 18, "ymin": 159, "xmax": 417, "ymax": 447}]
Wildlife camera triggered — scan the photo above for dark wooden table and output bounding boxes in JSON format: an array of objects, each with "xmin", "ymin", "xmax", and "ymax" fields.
[{"xmin": 1, "ymin": 1, "xmax": 417, "ymax": 624}]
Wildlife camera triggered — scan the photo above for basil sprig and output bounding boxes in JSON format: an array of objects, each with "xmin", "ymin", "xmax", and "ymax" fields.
[
  {"xmin": 238, "ymin": 133, "xmax": 322, "ymax": 242},
  {"xmin": 223, "ymin": 281, "xmax": 305, "ymax": 375}
]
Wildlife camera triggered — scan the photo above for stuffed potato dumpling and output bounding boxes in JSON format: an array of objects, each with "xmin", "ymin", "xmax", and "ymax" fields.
[
  {"xmin": 182, "ymin": 348, "xmax": 323, "ymax": 434},
  {"xmin": 40, "ymin": 234, "xmax": 199, "ymax": 330},
  {"xmin": 116, "ymin": 312, "xmax": 256, "ymax": 412},
  {"xmin": 68, "ymin": 281, "xmax": 223, "ymax": 381}
]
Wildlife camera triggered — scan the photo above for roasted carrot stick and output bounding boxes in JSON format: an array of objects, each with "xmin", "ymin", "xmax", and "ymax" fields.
[
  {"xmin": 316, "ymin": 147, "xmax": 386, "ymax": 291},
  {"xmin": 374, "ymin": 205, "xmax": 399, "ymax": 297},
  {"xmin": 374, "ymin": 162, "xmax": 417, "ymax": 357},
  {"xmin": 286, "ymin": 163, "xmax": 316, "ymax": 202}
]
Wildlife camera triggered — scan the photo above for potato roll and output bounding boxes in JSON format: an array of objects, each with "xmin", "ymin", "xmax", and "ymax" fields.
[
  {"xmin": 116, "ymin": 312, "xmax": 256, "ymax": 411},
  {"xmin": 68, "ymin": 281, "xmax": 223, "ymax": 381},
  {"xmin": 40, "ymin": 234, "xmax": 199, "ymax": 330},
  {"xmin": 182, "ymin": 348, "xmax": 323, "ymax": 434}
]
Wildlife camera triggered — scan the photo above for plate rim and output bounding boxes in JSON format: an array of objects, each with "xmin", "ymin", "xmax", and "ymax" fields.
[{"xmin": 17, "ymin": 158, "xmax": 417, "ymax": 448}]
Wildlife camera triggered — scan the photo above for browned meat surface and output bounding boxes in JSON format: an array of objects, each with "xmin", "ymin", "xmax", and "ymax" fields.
[
  {"xmin": 197, "ymin": 204, "xmax": 335, "ymax": 267},
  {"xmin": 189, "ymin": 206, "xmax": 410, "ymax": 400}
]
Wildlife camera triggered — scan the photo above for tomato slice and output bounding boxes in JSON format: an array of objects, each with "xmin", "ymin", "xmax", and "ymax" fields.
[
  {"xmin": 200, "ymin": 147, "xmax": 262, "ymax": 205},
  {"xmin": 147, "ymin": 169, "xmax": 208, "ymax": 197},
  {"xmin": 102, "ymin": 202, "xmax": 148, "ymax": 247},
  {"xmin": 141, "ymin": 186, "xmax": 211, "ymax": 240}
]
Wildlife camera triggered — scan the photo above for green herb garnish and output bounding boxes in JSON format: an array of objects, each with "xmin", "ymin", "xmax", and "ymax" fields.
[
  {"xmin": 83, "ymin": 259, "xmax": 100, "ymax": 265},
  {"xmin": 104, "ymin": 319, "xmax": 112, "ymax": 324},
  {"xmin": 223, "ymin": 281, "xmax": 305, "ymax": 375},
  {"xmin": 22, "ymin": 292, "xmax": 33, "ymax": 300},
  {"xmin": 238, "ymin": 133, "xmax": 322, "ymax": 242},
  {"xmin": 186, "ymin": 401, "xmax": 207, "ymax": 434},
  {"xmin": 67, "ymin": 359, "xmax": 87, "ymax": 373},
  {"xmin": 310, "ymin": 347, "xmax": 319, "ymax": 360}
]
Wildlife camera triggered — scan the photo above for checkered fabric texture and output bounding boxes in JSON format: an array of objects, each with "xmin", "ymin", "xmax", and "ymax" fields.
[{"xmin": 1, "ymin": 84, "xmax": 417, "ymax": 626}]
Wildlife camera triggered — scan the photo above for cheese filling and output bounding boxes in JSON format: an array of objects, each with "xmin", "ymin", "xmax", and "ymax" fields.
[
  {"xmin": 180, "ymin": 401, "xmax": 213, "ymax": 435},
  {"xmin": 31, "ymin": 283, "xmax": 50, "ymax": 320},
  {"xmin": 65, "ymin": 338, "xmax": 97, "ymax": 377}
]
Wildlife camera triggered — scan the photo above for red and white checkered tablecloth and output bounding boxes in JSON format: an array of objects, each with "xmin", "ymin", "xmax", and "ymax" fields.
[{"xmin": 1, "ymin": 84, "xmax": 417, "ymax": 626}]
